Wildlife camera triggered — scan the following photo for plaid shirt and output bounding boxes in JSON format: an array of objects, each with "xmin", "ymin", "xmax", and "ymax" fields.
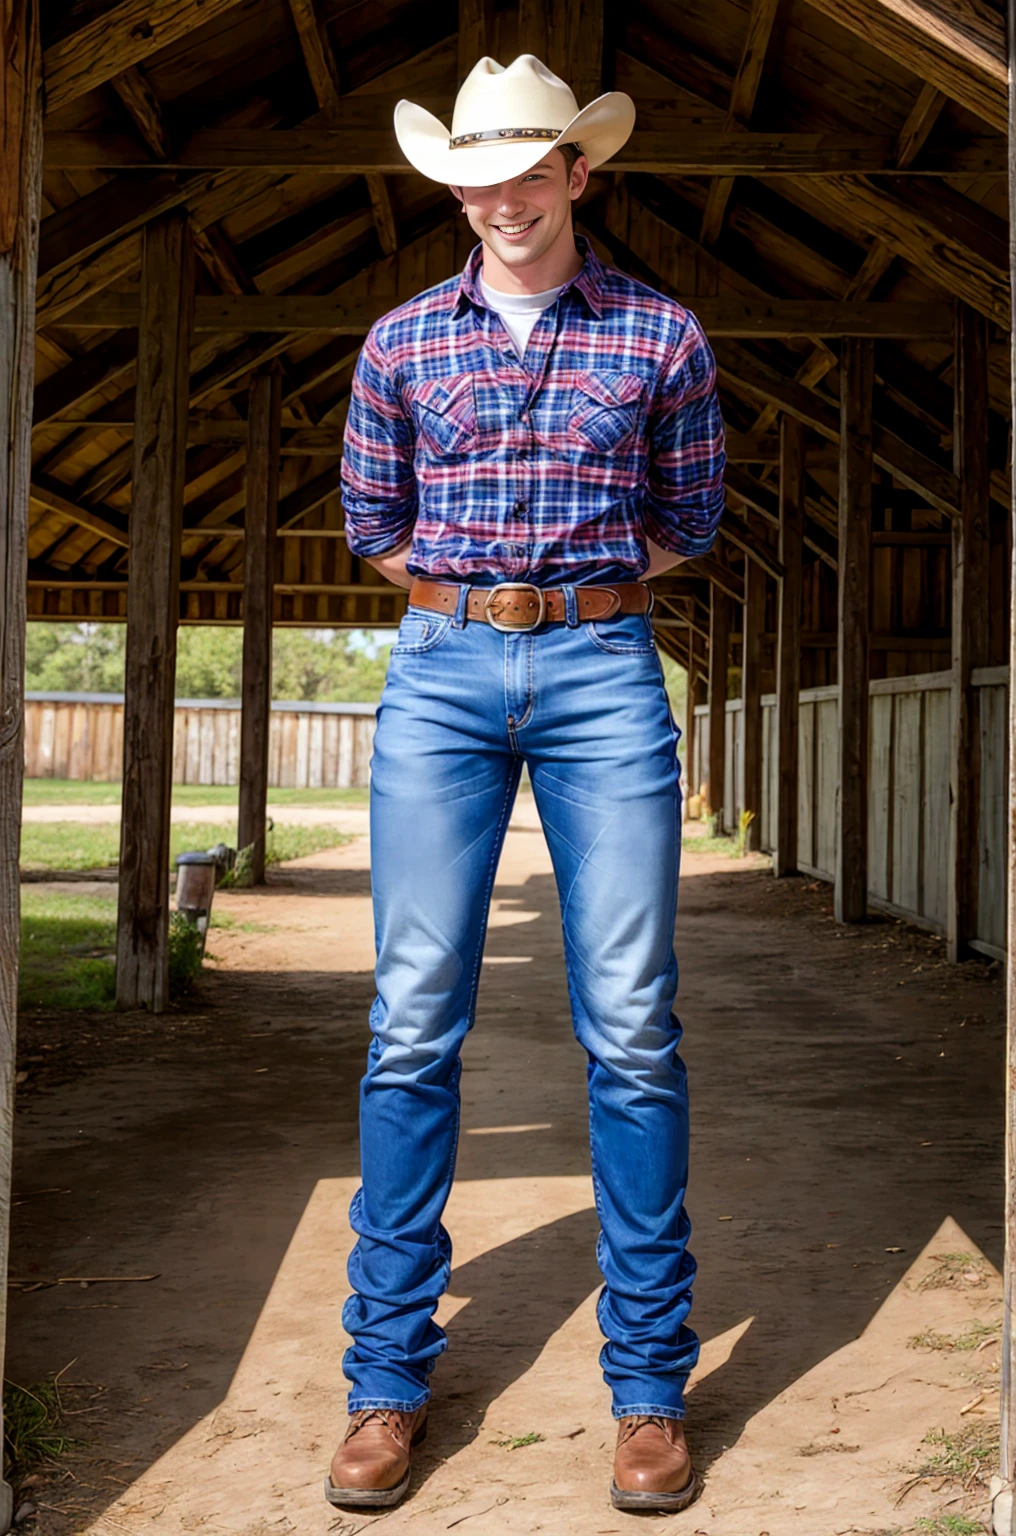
[{"xmin": 341, "ymin": 239, "xmax": 725, "ymax": 586}]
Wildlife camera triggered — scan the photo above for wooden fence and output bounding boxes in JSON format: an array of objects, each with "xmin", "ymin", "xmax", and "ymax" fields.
[
  {"xmin": 23, "ymin": 693, "xmax": 377, "ymax": 789},
  {"xmin": 691, "ymin": 669, "xmax": 1009, "ymax": 956}
]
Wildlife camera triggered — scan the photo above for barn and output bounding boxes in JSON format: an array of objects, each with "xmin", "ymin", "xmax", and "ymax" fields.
[{"xmin": 1, "ymin": 0, "xmax": 1015, "ymax": 1528}]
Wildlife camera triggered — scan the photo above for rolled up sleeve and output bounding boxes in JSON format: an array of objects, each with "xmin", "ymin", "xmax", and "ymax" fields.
[
  {"xmin": 341, "ymin": 325, "xmax": 418, "ymax": 558},
  {"xmin": 643, "ymin": 314, "xmax": 725, "ymax": 558}
]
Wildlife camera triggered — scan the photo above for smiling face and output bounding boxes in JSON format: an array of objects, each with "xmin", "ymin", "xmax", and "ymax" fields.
[{"xmin": 450, "ymin": 146, "xmax": 590, "ymax": 293}]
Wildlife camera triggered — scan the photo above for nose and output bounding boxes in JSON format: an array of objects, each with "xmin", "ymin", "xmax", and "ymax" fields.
[{"xmin": 494, "ymin": 181, "xmax": 526, "ymax": 216}]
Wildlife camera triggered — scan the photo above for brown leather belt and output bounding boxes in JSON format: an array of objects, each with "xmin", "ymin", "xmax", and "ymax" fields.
[{"xmin": 408, "ymin": 578, "xmax": 652, "ymax": 632}]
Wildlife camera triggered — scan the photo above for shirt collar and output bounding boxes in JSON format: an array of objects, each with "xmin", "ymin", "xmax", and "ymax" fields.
[{"xmin": 449, "ymin": 236, "xmax": 606, "ymax": 321}]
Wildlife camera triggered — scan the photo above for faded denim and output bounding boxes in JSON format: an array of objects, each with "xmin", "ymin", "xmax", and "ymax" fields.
[{"xmin": 342, "ymin": 598, "xmax": 698, "ymax": 1419}]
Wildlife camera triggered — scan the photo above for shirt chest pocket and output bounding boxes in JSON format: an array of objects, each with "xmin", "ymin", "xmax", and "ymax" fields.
[
  {"xmin": 411, "ymin": 375, "xmax": 476, "ymax": 457},
  {"xmin": 568, "ymin": 371, "xmax": 644, "ymax": 453}
]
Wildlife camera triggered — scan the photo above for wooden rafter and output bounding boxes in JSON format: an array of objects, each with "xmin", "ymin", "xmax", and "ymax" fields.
[
  {"xmin": 700, "ymin": 0, "xmax": 780, "ymax": 245},
  {"xmin": 43, "ymin": 0, "xmax": 249, "ymax": 115},
  {"xmin": 43, "ymin": 126, "xmax": 1007, "ymax": 176},
  {"xmin": 286, "ymin": 0, "xmax": 399, "ymax": 256},
  {"xmin": 802, "ymin": 0, "xmax": 1006, "ymax": 133},
  {"xmin": 55, "ymin": 293, "xmax": 958, "ymax": 337}
]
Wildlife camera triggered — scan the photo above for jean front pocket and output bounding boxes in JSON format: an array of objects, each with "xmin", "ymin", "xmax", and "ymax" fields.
[
  {"xmin": 584, "ymin": 611, "xmax": 657, "ymax": 656},
  {"xmin": 391, "ymin": 606, "xmax": 454, "ymax": 655}
]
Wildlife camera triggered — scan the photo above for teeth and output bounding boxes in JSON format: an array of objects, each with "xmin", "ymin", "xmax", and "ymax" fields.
[{"xmin": 496, "ymin": 220, "xmax": 536, "ymax": 234}]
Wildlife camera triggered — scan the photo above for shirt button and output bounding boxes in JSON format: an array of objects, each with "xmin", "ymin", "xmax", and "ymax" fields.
[
  {"xmin": 518, "ymin": 410, "xmax": 529, "ymax": 423},
  {"xmin": 514, "ymin": 500, "xmax": 527, "ymax": 516}
]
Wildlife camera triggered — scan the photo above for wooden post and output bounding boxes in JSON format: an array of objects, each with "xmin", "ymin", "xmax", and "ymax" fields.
[
  {"xmin": 116, "ymin": 214, "xmax": 194, "ymax": 1011},
  {"xmin": 741, "ymin": 556, "xmax": 765, "ymax": 851},
  {"xmin": 0, "ymin": 4, "xmax": 42, "ymax": 1526},
  {"xmin": 835, "ymin": 338, "xmax": 874, "ymax": 924},
  {"xmin": 1001, "ymin": 0, "xmax": 1016, "ymax": 1515},
  {"xmin": 238, "ymin": 365, "xmax": 281, "ymax": 885},
  {"xmin": 683, "ymin": 630, "xmax": 697, "ymax": 817},
  {"xmin": 774, "ymin": 414, "xmax": 804, "ymax": 876},
  {"xmin": 948, "ymin": 303, "xmax": 991, "ymax": 962},
  {"xmin": 707, "ymin": 584, "xmax": 730, "ymax": 831}
]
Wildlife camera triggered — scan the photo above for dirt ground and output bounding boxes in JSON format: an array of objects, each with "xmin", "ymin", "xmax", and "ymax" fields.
[{"xmin": 10, "ymin": 795, "xmax": 1007, "ymax": 1535}]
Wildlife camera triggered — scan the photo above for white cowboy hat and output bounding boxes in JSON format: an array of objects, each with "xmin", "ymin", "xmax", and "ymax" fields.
[{"xmin": 394, "ymin": 54, "xmax": 635, "ymax": 186}]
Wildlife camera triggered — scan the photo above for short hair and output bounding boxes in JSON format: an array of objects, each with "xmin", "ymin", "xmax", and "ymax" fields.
[{"xmin": 558, "ymin": 141, "xmax": 583, "ymax": 174}]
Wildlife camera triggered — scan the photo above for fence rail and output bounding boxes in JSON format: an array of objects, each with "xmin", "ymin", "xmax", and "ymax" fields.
[
  {"xmin": 23, "ymin": 693, "xmax": 378, "ymax": 789},
  {"xmin": 692, "ymin": 669, "xmax": 1008, "ymax": 954}
]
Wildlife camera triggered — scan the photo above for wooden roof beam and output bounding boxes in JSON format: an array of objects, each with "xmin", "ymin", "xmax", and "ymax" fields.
[
  {"xmin": 43, "ymin": 0, "xmax": 249, "ymax": 115},
  {"xmin": 713, "ymin": 340, "xmax": 960, "ymax": 518},
  {"xmin": 286, "ymin": 0, "xmax": 399, "ymax": 257},
  {"xmin": 57, "ymin": 293, "xmax": 958, "ymax": 337},
  {"xmin": 29, "ymin": 479, "xmax": 129, "ymax": 548},
  {"xmin": 802, "ymin": 0, "xmax": 1006, "ymax": 133},
  {"xmin": 700, "ymin": 0, "xmax": 780, "ymax": 246},
  {"xmin": 42, "ymin": 127, "xmax": 1006, "ymax": 176}
]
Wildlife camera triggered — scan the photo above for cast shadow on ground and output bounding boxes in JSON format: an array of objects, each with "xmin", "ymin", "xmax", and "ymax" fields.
[{"xmin": 9, "ymin": 859, "xmax": 1005, "ymax": 1528}]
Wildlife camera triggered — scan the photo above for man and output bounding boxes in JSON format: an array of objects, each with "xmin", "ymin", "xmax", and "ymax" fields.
[{"xmin": 326, "ymin": 53, "xmax": 725, "ymax": 1516}]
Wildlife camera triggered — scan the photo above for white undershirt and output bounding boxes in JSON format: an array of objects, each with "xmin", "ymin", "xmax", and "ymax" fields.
[{"xmin": 479, "ymin": 276, "xmax": 564, "ymax": 359}]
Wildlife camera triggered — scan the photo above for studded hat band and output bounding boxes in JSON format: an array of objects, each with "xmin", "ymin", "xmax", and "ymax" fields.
[{"xmin": 449, "ymin": 126, "xmax": 561, "ymax": 148}]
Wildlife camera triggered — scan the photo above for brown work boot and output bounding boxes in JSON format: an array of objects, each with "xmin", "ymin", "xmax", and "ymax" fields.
[
  {"xmin": 611, "ymin": 1414, "xmax": 698, "ymax": 1512},
  {"xmin": 324, "ymin": 1406, "xmax": 428, "ymax": 1509}
]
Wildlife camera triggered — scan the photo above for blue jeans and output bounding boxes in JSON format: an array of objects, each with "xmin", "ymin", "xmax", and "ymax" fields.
[{"xmin": 342, "ymin": 598, "xmax": 698, "ymax": 1419}]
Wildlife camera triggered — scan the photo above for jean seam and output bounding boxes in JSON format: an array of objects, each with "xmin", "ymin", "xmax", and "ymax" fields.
[
  {"xmin": 612, "ymin": 1404, "xmax": 687, "ymax": 1420},
  {"xmin": 514, "ymin": 634, "xmax": 536, "ymax": 729},
  {"xmin": 462, "ymin": 756, "xmax": 522, "ymax": 1030},
  {"xmin": 347, "ymin": 1394, "xmax": 431, "ymax": 1412},
  {"xmin": 392, "ymin": 620, "xmax": 453, "ymax": 656}
]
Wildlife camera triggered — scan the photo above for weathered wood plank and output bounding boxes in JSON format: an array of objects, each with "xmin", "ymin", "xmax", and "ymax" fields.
[
  {"xmin": 835, "ymin": 338, "xmax": 873, "ymax": 924},
  {"xmin": 923, "ymin": 685, "xmax": 952, "ymax": 929},
  {"xmin": 58, "ymin": 293, "xmax": 958, "ymax": 337},
  {"xmin": 116, "ymin": 214, "xmax": 194, "ymax": 1012},
  {"xmin": 714, "ymin": 341, "xmax": 961, "ymax": 519},
  {"xmin": 868, "ymin": 692, "xmax": 893, "ymax": 901},
  {"xmin": 892, "ymin": 690, "xmax": 923, "ymax": 914},
  {"xmin": 741, "ymin": 556, "xmax": 765, "ymax": 849},
  {"xmin": 802, "ymin": 0, "xmax": 1006, "ymax": 133},
  {"xmin": 42, "ymin": 126, "xmax": 1007, "ymax": 174},
  {"xmin": 43, "ymin": 0, "xmax": 249, "ymax": 114},
  {"xmin": 29, "ymin": 480, "xmax": 129, "ymax": 548},
  {"xmin": 976, "ymin": 682, "xmax": 1008, "ymax": 953},
  {"xmin": 700, "ymin": 0, "xmax": 780, "ymax": 245},
  {"xmin": 0, "ymin": 8, "xmax": 42, "ymax": 1516},
  {"xmin": 774, "ymin": 414, "xmax": 804, "ymax": 877},
  {"xmin": 110, "ymin": 65, "xmax": 171, "ymax": 159},
  {"xmin": 237, "ymin": 366, "xmax": 281, "ymax": 885},
  {"xmin": 707, "ymin": 585, "xmax": 730, "ymax": 830},
  {"xmin": 948, "ymin": 303, "xmax": 992, "ymax": 960}
]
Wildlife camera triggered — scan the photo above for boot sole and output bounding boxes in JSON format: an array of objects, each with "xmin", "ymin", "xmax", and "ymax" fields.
[
  {"xmin": 610, "ymin": 1469, "xmax": 699, "ymax": 1513},
  {"xmin": 324, "ymin": 1420, "xmax": 427, "ymax": 1509}
]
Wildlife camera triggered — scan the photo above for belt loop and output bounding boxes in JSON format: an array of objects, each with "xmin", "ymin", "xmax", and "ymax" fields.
[
  {"xmin": 562, "ymin": 584, "xmax": 579, "ymax": 628},
  {"xmin": 452, "ymin": 582, "xmax": 470, "ymax": 629}
]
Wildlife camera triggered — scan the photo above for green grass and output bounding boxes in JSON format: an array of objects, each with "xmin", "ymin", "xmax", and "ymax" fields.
[
  {"xmin": 909, "ymin": 1319, "xmax": 1001, "ymax": 1353},
  {"xmin": 22, "ymin": 779, "xmax": 370, "ymax": 807},
  {"xmin": 492, "ymin": 1432, "xmax": 545, "ymax": 1451},
  {"xmin": 3, "ymin": 1377, "xmax": 73, "ymax": 1484},
  {"xmin": 20, "ymin": 820, "xmax": 352, "ymax": 874},
  {"xmin": 915, "ymin": 1518, "xmax": 988, "ymax": 1535},
  {"xmin": 19, "ymin": 888, "xmax": 118, "ymax": 1010},
  {"xmin": 910, "ymin": 1422, "xmax": 997, "ymax": 1486},
  {"xmin": 682, "ymin": 830, "xmax": 759, "ymax": 858}
]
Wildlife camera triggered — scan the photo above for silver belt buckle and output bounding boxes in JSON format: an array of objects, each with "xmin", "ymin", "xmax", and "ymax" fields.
[{"xmin": 483, "ymin": 582, "xmax": 546, "ymax": 632}]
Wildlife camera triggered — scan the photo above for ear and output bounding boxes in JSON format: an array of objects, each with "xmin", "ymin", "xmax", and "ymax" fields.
[
  {"xmin": 568, "ymin": 154, "xmax": 590, "ymax": 201},
  {"xmin": 449, "ymin": 184, "xmax": 464, "ymax": 208}
]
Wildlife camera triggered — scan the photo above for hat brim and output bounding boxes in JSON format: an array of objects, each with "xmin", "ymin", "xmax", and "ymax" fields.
[{"xmin": 393, "ymin": 91, "xmax": 635, "ymax": 185}]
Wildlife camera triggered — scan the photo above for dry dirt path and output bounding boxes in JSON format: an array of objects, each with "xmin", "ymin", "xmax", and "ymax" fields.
[{"xmin": 10, "ymin": 807, "xmax": 1006, "ymax": 1535}]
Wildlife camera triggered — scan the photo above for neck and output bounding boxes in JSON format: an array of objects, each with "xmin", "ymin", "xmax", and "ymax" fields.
[{"xmin": 480, "ymin": 222, "xmax": 583, "ymax": 296}]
